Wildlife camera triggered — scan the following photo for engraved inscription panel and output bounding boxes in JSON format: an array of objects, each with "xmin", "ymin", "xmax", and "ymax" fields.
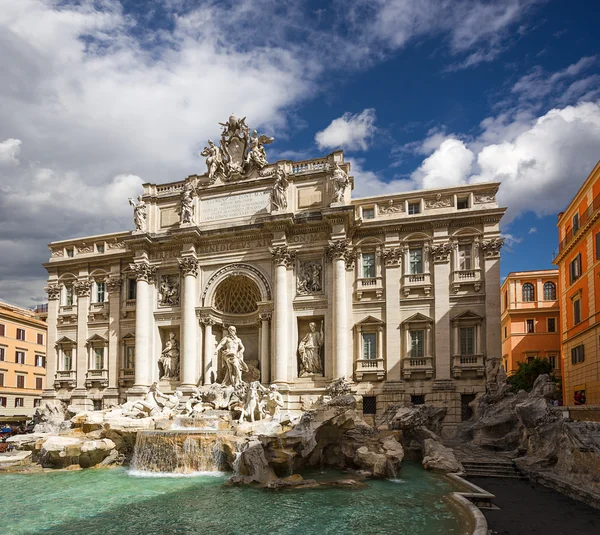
[
  {"xmin": 160, "ymin": 207, "xmax": 179, "ymax": 228},
  {"xmin": 200, "ymin": 191, "xmax": 271, "ymax": 222},
  {"xmin": 297, "ymin": 186, "xmax": 323, "ymax": 209}
]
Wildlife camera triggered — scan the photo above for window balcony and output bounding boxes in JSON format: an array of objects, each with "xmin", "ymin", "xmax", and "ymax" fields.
[
  {"xmin": 85, "ymin": 369, "xmax": 109, "ymax": 388},
  {"xmin": 402, "ymin": 356, "xmax": 434, "ymax": 379},
  {"xmin": 355, "ymin": 276, "xmax": 384, "ymax": 300},
  {"xmin": 402, "ymin": 272, "xmax": 432, "ymax": 297},
  {"xmin": 452, "ymin": 268, "xmax": 482, "ymax": 293},
  {"xmin": 54, "ymin": 370, "xmax": 76, "ymax": 389},
  {"xmin": 119, "ymin": 367, "xmax": 135, "ymax": 387},
  {"xmin": 452, "ymin": 354, "xmax": 485, "ymax": 378},
  {"xmin": 355, "ymin": 358, "xmax": 386, "ymax": 381}
]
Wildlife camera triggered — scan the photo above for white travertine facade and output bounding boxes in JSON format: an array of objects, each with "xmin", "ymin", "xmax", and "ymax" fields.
[{"xmin": 43, "ymin": 115, "xmax": 505, "ymax": 434}]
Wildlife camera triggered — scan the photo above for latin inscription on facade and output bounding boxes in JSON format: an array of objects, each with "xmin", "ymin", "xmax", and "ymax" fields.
[{"xmin": 200, "ymin": 191, "xmax": 271, "ymax": 222}]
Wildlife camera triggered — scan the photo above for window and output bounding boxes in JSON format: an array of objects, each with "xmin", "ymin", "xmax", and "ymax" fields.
[
  {"xmin": 0, "ymin": 347, "xmax": 4, "ymax": 361},
  {"xmin": 37, "ymin": 333, "xmax": 44, "ymax": 345},
  {"xmin": 127, "ymin": 278, "xmax": 137, "ymax": 300},
  {"xmin": 16, "ymin": 328, "xmax": 25, "ymax": 341},
  {"xmin": 362, "ymin": 253, "xmax": 376, "ymax": 279},
  {"xmin": 547, "ymin": 354, "xmax": 557, "ymax": 369},
  {"xmin": 362, "ymin": 396, "xmax": 377, "ymax": 415},
  {"xmin": 0, "ymin": 323, "xmax": 4, "ymax": 336},
  {"xmin": 96, "ymin": 281, "xmax": 106, "ymax": 303},
  {"xmin": 33, "ymin": 399, "xmax": 42, "ymax": 408},
  {"xmin": 15, "ymin": 397, "xmax": 24, "ymax": 408},
  {"xmin": 571, "ymin": 344, "xmax": 585, "ymax": 364},
  {"xmin": 574, "ymin": 299, "xmax": 581, "ymax": 325},
  {"xmin": 36, "ymin": 377, "xmax": 43, "ymax": 390},
  {"xmin": 457, "ymin": 197, "xmax": 469, "ymax": 210},
  {"xmin": 124, "ymin": 346, "xmax": 135, "ymax": 369},
  {"xmin": 409, "ymin": 248, "xmax": 423, "ymax": 274},
  {"xmin": 62, "ymin": 349, "xmax": 73, "ymax": 371},
  {"xmin": 362, "ymin": 333, "xmax": 377, "ymax": 360},
  {"xmin": 97, "ymin": 243, "xmax": 105, "ymax": 253},
  {"xmin": 66, "ymin": 247, "xmax": 74, "ymax": 257},
  {"xmin": 0, "ymin": 397, "xmax": 6, "ymax": 408},
  {"xmin": 410, "ymin": 330, "xmax": 425, "ymax": 358},
  {"xmin": 458, "ymin": 244, "xmax": 472, "ymax": 270},
  {"xmin": 15, "ymin": 351, "xmax": 25, "ymax": 364},
  {"xmin": 526, "ymin": 319, "xmax": 535, "ymax": 333},
  {"xmin": 596, "ymin": 232, "xmax": 600, "ymax": 260},
  {"xmin": 35, "ymin": 354, "xmax": 45, "ymax": 367},
  {"xmin": 0, "ymin": 373, "xmax": 3, "ymax": 387},
  {"xmin": 93, "ymin": 399, "xmax": 103, "ymax": 411},
  {"xmin": 65, "ymin": 284, "xmax": 74, "ymax": 306},
  {"xmin": 522, "ymin": 283, "xmax": 535, "ymax": 302},
  {"xmin": 504, "ymin": 326, "xmax": 507, "ymax": 338},
  {"xmin": 408, "ymin": 201, "xmax": 420, "ymax": 215},
  {"xmin": 411, "ymin": 395, "xmax": 425, "ymax": 405},
  {"xmin": 362, "ymin": 207, "xmax": 375, "ymax": 220},
  {"xmin": 93, "ymin": 347, "xmax": 104, "ymax": 370},
  {"xmin": 547, "ymin": 318, "xmax": 556, "ymax": 333},
  {"xmin": 504, "ymin": 290, "xmax": 508, "ymax": 310},
  {"xmin": 572, "ymin": 213, "xmax": 580, "ymax": 234},
  {"xmin": 569, "ymin": 253, "xmax": 582, "ymax": 284},
  {"xmin": 459, "ymin": 327, "xmax": 475, "ymax": 355},
  {"xmin": 544, "ymin": 282, "xmax": 556, "ymax": 301},
  {"xmin": 16, "ymin": 375, "xmax": 25, "ymax": 388}
]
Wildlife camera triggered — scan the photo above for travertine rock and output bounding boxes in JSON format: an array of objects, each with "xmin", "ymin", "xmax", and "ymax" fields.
[{"xmin": 422, "ymin": 439, "xmax": 464, "ymax": 473}]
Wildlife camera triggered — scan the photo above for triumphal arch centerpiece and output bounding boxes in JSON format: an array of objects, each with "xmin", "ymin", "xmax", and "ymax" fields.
[{"xmin": 43, "ymin": 114, "xmax": 505, "ymax": 434}]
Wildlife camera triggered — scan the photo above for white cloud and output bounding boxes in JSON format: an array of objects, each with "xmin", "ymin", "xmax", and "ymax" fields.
[
  {"xmin": 0, "ymin": 138, "xmax": 22, "ymax": 165},
  {"xmin": 411, "ymin": 138, "xmax": 474, "ymax": 189},
  {"xmin": 501, "ymin": 233, "xmax": 522, "ymax": 248},
  {"xmin": 348, "ymin": 158, "xmax": 413, "ymax": 198},
  {"xmin": 315, "ymin": 109, "xmax": 377, "ymax": 151},
  {"xmin": 528, "ymin": 227, "xmax": 537, "ymax": 234}
]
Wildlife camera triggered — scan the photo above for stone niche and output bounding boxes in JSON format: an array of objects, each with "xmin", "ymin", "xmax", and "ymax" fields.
[
  {"xmin": 297, "ymin": 316, "xmax": 325, "ymax": 378},
  {"xmin": 158, "ymin": 326, "xmax": 181, "ymax": 386}
]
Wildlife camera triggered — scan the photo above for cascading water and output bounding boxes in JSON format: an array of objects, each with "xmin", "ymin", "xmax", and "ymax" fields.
[{"xmin": 130, "ymin": 430, "xmax": 225, "ymax": 475}]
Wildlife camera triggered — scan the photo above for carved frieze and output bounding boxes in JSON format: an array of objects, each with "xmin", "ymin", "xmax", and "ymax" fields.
[
  {"xmin": 378, "ymin": 200, "xmax": 404, "ymax": 214},
  {"xmin": 51, "ymin": 249, "xmax": 63, "ymax": 258},
  {"xmin": 474, "ymin": 191, "xmax": 496, "ymax": 204},
  {"xmin": 425, "ymin": 194, "xmax": 453, "ymax": 209},
  {"xmin": 482, "ymin": 238, "xmax": 505, "ymax": 259},
  {"xmin": 106, "ymin": 277, "xmax": 122, "ymax": 294},
  {"xmin": 107, "ymin": 239, "xmax": 125, "ymax": 250},
  {"xmin": 296, "ymin": 259, "xmax": 323, "ymax": 295},
  {"xmin": 178, "ymin": 257, "xmax": 199, "ymax": 277},
  {"xmin": 430, "ymin": 243, "xmax": 453, "ymax": 263},
  {"xmin": 45, "ymin": 284, "xmax": 61, "ymax": 300},
  {"xmin": 158, "ymin": 274, "xmax": 180, "ymax": 306},
  {"xmin": 77, "ymin": 242, "xmax": 93, "ymax": 254},
  {"xmin": 130, "ymin": 262, "xmax": 156, "ymax": 283},
  {"xmin": 270, "ymin": 246, "xmax": 296, "ymax": 267}
]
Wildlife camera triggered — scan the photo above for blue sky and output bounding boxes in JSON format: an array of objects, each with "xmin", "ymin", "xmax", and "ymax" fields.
[{"xmin": 0, "ymin": 0, "xmax": 599, "ymax": 305}]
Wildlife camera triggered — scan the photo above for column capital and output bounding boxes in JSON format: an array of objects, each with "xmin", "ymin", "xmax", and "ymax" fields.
[
  {"xmin": 270, "ymin": 245, "xmax": 296, "ymax": 267},
  {"xmin": 178, "ymin": 256, "xmax": 199, "ymax": 277},
  {"xmin": 73, "ymin": 279, "xmax": 92, "ymax": 297},
  {"xmin": 130, "ymin": 261, "xmax": 156, "ymax": 283},
  {"xmin": 45, "ymin": 284, "xmax": 61, "ymax": 300},
  {"xmin": 106, "ymin": 277, "xmax": 122, "ymax": 294},
  {"xmin": 200, "ymin": 316, "xmax": 216, "ymax": 326},
  {"xmin": 381, "ymin": 247, "xmax": 402, "ymax": 267},
  {"xmin": 325, "ymin": 238, "xmax": 355, "ymax": 268},
  {"xmin": 482, "ymin": 238, "xmax": 504, "ymax": 259},
  {"xmin": 430, "ymin": 242, "xmax": 453, "ymax": 263}
]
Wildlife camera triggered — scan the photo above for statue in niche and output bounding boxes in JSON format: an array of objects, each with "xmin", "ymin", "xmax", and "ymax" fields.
[
  {"xmin": 271, "ymin": 166, "xmax": 288, "ymax": 211},
  {"xmin": 247, "ymin": 130, "xmax": 273, "ymax": 170},
  {"xmin": 215, "ymin": 326, "xmax": 249, "ymax": 387},
  {"xmin": 128, "ymin": 195, "xmax": 147, "ymax": 232},
  {"xmin": 179, "ymin": 183, "xmax": 195, "ymax": 224},
  {"xmin": 201, "ymin": 140, "xmax": 225, "ymax": 184},
  {"xmin": 158, "ymin": 275, "xmax": 180, "ymax": 306},
  {"xmin": 330, "ymin": 162, "xmax": 349, "ymax": 204},
  {"xmin": 298, "ymin": 321, "xmax": 324, "ymax": 377},
  {"xmin": 297, "ymin": 260, "xmax": 323, "ymax": 295},
  {"xmin": 158, "ymin": 332, "xmax": 180, "ymax": 380}
]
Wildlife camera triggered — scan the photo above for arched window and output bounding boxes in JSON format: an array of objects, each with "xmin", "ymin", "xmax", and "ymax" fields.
[
  {"xmin": 522, "ymin": 283, "xmax": 535, "ymax": 302},
  {"xmin": 543, "ymin": 281, "xmax": 556, "ymax": 301}
]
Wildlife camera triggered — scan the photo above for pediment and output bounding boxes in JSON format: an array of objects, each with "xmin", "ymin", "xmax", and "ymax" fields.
[
  {"xmin": 401, "ymin": 313, "xmax": 433, "ymax": 325},
  {"xmin": 451, "ymin": 310, "xmax": 484, "ymax": 322},
  {"xmin": 356, "ymin": 315, "xmax": 385, "ymax": 326},
  {"xmin": 120, "ymin": 332, "xmax": 135, "ymax": 340},
  {"xmin": 55, "ymin": 335, "xmax": 76, "ymax": 345},
  {"xmin": 86, "ymin": 333, "xmax": 107, "ymax": 344}
]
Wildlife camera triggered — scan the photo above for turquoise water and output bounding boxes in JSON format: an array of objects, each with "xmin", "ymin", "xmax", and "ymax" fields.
[{"xmin": 0, "ymin": 462, "xmax": 465, "ymax": 535}]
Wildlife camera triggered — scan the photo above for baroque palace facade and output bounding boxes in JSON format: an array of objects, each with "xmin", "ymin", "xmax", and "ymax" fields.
[{"xmin": 43, "ymin": 115, "xmax": 505, "ymax": 433}]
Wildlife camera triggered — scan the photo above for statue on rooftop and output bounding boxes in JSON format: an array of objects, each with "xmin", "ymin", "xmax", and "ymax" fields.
[
  {"xmin": 271, "ymin": 166, "xmax": 288, "ymax": 211},
  {"xmin": 330, "ymin": 163, "xmax": 349, "ymax": 204},
  {"xmin": 129, "ymin": 195, "xmax": 147, "ymax": 232},
  {"xmin": 201, "ymin": 140, "xmax": 225, "ymax": 184},
  {"xmin": 179, "ymin": 183, "xmax": 195, "ymax": 224}
]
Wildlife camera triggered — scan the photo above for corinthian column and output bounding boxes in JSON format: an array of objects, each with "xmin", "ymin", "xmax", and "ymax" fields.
[
  {"xmin": 270, "ymin": 246, "xmax": 295, "ymax": 384},
  {"xmin": 129, "ymin": 261, "xmax": 155, "ymax": 397},
  {"xmin": 326, "ymin": 239, "xmax": 350, "ymax": 379},
  {"xmin": 43, "ymin": 283, "xmax": 61, "ymax": 399},
  {"xmin": 73, "ymin": 279, "xmax": 91, "ymax": 392},
  {"xmin": 179, "ymin": 257, "xmax": 199, "ymax": 390}
]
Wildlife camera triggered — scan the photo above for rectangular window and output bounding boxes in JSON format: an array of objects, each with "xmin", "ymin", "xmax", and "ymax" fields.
[
  {"xmin": 362, "ymin": 333, "xmax": 377, "ymax": 360},
  {"xmin": 458, "ymin": 244, "xmax": 472, "ymax": 270},
  {"xmin": 573, "ymin": 213, "xmax": 580, "ymax": 234},
  {"xmin": 410, "ymin": 330, "xmax": 425, "ymax": 358},
  {"xmin": 526, "ymin": 319, "xmax": 535, "ymax": 333},
  {"xmin": 362, "ymin": 253, "xmax": 376, "ymax": 278},
  {"xmin": 362, "ymin": 207, "xmax": 375, "ymax": 220},
  {"xmin": 37, "ymin": 333, "xmax": 44, "ymax": 345},
  {"xmin": 362, "ymin": 396, "xmax": 377, "ymax": 415},
  {"xmin": 63, "ymin": 349, "xmax": 73, "ymax": 371},
  {"xmin": 96, "ymin": 281, "xmax": 106, "ymax": 303},
  {"xmin": 16, "ymin": 375, "xmax": 25, "ymax": 388},
  {"xmin": 36, "ymin": 377, "xmax": 43, "ymax": 390},
  {"xmin": 596, "ymin": 233, "xmax": 600, "ymax": 260},
  {"xmin": 0, "ymin": 323, "xmax": 4, "ymax": 336},
  {"xmin": 409, "ymin": 248, "xmax": 423, "ymax": 274},
  {"xmin": 66, "ymin": 248, "xmax": 74, "ymax": 257},
  {"xmin": 571, "ymin": 344, "xmax": 585, "ymax": 364},
  {"xmin": 33, "ymin": 399, "xmax": 42, "ymax": 408},
  {"xmin": 569, "ymin": 253, "xmax": 582, "ymax": 284},
  {"xmin": 0, "ymin": 397, "xmax": 6, "ymax": 408},
  {"xmin": 574, "ymin": 299, "xmax": 582, "ymax": 325},
  {"xmin": 547, "ymin": 355, "xmax": 557, "ymax": 369},
  {"xmin": 459, "ymin": 327, "xmax": 475, "ymax": 355},
  {"xmin": 504, "ymin": 326, "xmax": 507, "ymax": 338},
  {"xmin": 93, "ymin": 347, "xmax": 104, "ymax": 370},
  {"xmin": 125, "ymin": 346, "xmax": 135, "ymax": 369},
  {"xmin": 127, "ymin": 279, "xmax": 137, "ymax": 300},
  {"xmin": 0, "ymin": 347, "xmax": 4, "ymax": 361},
  {"xmin": 411, "ymin": 394, "xmax": 425, "ymax": 405},
  {"xmin": 65, "ymin": 285, "xmax": 74, "ymax": 306},
  {"xmin": 15, "ymin": 397, "xmax": 24, "ymax": 408},
  {"xmin": 547, "ymin": 318, "xmax": 556, "ymax": 333},
  {"xmin": 408, "ymin": 201, "xmax": 420, "ymax": 215},
  {"xmin": 15, "ymin": 351, "xmax": 25, "ymax": 364},
  {"xmin": 16, "ymin": 328, "xmax": 25, "ymax": 341},
  {"xmin": 0, "ymin": 373, "xmax": 4, "ymax": 387},
  {"xmin": 457, "ymin": 197, "xmax": 469, "ymax": 210},
  {"xmin": 35, "ymin": 354, "xmax": 45, "ymax": 367},
  {"xmin": 97, "ymin": 243, "xmax": 105, "ymax": 254}
]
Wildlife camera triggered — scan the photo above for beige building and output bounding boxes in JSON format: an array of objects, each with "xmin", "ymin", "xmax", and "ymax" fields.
[
  {"xmin": 0, "ymin": 300, "xmax": 47, "ymax": 423},
  {"xmin": 42, "ymin": 115, "xmax": 505, "ymax": 434}
]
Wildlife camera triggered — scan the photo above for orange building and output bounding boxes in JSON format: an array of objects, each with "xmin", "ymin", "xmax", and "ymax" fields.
[
  {"xmin": 0, "ymin": 300, "xmax": 47, "ymax": 424},
  {"xmin": 501, "ymin": 270, "xmax": 560, "ymax": 375},
  {"xmin": 554, "ymin": 161, "xmax": 600, "ymax": 406}
]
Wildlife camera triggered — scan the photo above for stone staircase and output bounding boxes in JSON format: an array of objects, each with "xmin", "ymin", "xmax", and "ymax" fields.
[{"xmin": 462, "ymin": 459, "xmax": 526, "ymax": 479}]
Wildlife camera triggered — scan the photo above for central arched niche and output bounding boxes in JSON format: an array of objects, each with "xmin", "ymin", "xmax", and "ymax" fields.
[{"xmin": 213, "ymin": 275, "xmax": 261, "ymax": 315}]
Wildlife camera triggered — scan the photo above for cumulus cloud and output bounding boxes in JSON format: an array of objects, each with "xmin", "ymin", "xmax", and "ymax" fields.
[
  {"xmin": 348, "ymin": 158, "xmax": 413, "ymax": 198},
  {"xmin": 528, "ymin": 227, "xmax": 537, "ymax": 234},
  {"xmin": 411, "ymin": 138, "xmax": 474, "ymax": 189},
  {"xmin": 0, "ymin": 138, "xmax": 22, "ymax": 165},
  {"xmin": 315, "ymin": 109, "xmax": 377, "ymax": 151}
]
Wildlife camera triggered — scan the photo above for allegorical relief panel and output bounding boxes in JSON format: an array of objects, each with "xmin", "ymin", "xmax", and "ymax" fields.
[
  {"xmin": 296, "ymin": 259, "xmax": 323, "ymax": 295},
  {"xmin": 158, "ymin": 274, "xmax": 180, "ymax": 306}
]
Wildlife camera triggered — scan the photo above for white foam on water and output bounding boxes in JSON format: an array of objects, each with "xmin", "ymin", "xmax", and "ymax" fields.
[
  {"xmin": 389, "ymin": 478, "xmax": 407, "ymax": 484},
  {"xmin": 127, "ymin": 469, "xmax": 226, "ymax": 479}
]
